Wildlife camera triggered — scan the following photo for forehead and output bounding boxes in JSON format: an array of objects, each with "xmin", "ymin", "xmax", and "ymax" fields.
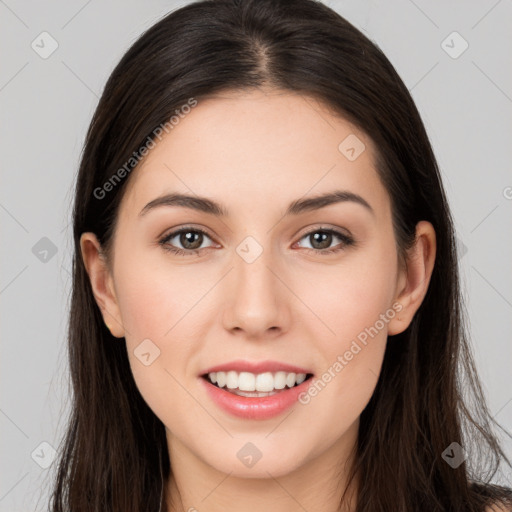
[{"xmin": 119, "ymin": 88, "xmax": 389, "ymax": 221}]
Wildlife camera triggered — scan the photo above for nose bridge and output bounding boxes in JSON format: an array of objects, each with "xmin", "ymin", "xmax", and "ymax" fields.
[
  {"xmin": 234, "ymin": 234, "xmax": 279, "ymax": 306},
  {"xmin": 222, "ymin": 233, "xmax": 289, "ymax": 335}
]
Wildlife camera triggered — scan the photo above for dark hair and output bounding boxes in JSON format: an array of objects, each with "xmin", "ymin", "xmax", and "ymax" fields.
[{"xmin": 50, "ymin": 0, "xmax": 512, "ymax": 510}]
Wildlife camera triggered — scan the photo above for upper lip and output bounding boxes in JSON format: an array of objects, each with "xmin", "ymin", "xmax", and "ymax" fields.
[{"xmin": 201, "ymin": 360, "xmax": 313, "ymax": 376}]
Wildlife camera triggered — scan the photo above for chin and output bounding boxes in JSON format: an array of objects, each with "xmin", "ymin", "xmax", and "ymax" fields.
[{"xmin": 196, "ymin": 435, "xmax": 311, "ymax": 479}]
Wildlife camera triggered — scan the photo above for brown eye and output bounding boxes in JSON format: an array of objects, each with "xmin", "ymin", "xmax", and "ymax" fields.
[
  {"xmin": 159, "ymin": 227, "xmax": 216, "ymax": 255},
  {"xmin": 296, "ymin": 228, "xmax": 355, "ymax": 254},
  {"xmin": 178, "ymin": 231, "xmax": 204, "ymax": 250},
  {"xmin": 309, "ymin": 231, "xmax": 333, "ymax": 250}
]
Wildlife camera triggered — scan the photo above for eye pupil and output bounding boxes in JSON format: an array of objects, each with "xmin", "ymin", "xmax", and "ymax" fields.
[
  {"xmin": 181, "ymin": 231, "xmax": 202, "ymax": 249},
  {"xmin": 164, "ymin": 227, "xmax": 348, "ymax": 255},
  {"xmin": 311, "ymin": 231, "xmax": 332, "ymax": 249}
]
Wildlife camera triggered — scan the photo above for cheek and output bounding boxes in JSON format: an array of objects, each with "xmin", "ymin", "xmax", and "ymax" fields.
[
  {"xmin": 114, "ymin": 246, "xmax": 203, "ymax": 338},
  {"xmin": 293, "ymin": 244, "xmax": 397, "ymax": 421},
  {"xmin": 299, "ymin": 240, "xmax": 397, "ymax": 352},
  {"xmin": 112, "ymin": 249, "xmax": 207, "ymax": 417}
]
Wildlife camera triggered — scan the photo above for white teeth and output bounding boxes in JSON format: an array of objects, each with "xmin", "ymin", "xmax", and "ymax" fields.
[
  {"xmin": 274, "ymin": 371, "xmax": 287, "ymax": 390},
  {"xmin": 232, "ymin": 389, "xmax": 278, "ymax": 397},
  {"xmin": 216, "ymin": 372, "xmax": 226, "ymax": 388},
  {"xmin": 226, "ymin": 371, "xmax": 238, "ymax": 389},
  {"xmin": 238, "ymin": 372, "xmax": 256, "ymax": 391},
  {"xmin": 285, "ymin": 372, "xmax": 296, "ymax": 388},
  {"xmin": 296, "ymin": 373, "xmax": 306, "ymax": 385},
  {"xmin": 206, "ymin": 370, "xmax": 309, "ymax": 392},
  {"xmin": 255, "ymin": 372, "xmax": 274, "ymax": 392}
]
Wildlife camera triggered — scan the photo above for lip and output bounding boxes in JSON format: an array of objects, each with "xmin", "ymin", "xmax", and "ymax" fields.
[
  {"xmin": 199, "ymin": 364, "xmax": 314, "ymax": 421},
  {"xmin": 200, "ymin": 359, "xmax": 312, "ymax": 376}
]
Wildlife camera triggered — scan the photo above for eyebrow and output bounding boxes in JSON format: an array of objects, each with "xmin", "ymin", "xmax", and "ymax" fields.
[{"xmin": 139, "ymin": 190, "xmax": 374, "ymax": 218}]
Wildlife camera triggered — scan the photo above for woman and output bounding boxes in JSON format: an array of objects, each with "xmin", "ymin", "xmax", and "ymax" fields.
[{"xmin": 50, "ymin": 0, "xmax": 512, "ymax": 510}]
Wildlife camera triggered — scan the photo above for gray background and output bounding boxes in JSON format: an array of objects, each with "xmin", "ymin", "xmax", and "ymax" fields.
[{"xmin": 1, "ymin": 0, "xmax": 511, "ymax": 509}]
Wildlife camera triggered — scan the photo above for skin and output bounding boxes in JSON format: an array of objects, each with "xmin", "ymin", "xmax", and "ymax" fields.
[{"xmin": 81, "ymin": 88, "xmax": 436, "ymax": 512}]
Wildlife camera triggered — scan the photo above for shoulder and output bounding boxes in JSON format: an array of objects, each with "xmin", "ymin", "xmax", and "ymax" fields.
[{"xmin": 485, "ymin": 503, "xmax": 512, "ymax": 512}]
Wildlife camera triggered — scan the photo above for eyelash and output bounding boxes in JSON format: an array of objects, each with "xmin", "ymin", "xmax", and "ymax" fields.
[{"xmin": 158, "ymin": 226, "xmax": 355, "ymax": 256}]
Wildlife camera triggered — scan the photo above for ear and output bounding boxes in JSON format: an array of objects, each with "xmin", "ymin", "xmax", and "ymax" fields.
[
  {"xmin": 79, "ymin": 232, "xmax": 125, "ymax": 338},
  {"xmin": 387, "ymin": 220, "xmax": 436, "ymax": 336}
]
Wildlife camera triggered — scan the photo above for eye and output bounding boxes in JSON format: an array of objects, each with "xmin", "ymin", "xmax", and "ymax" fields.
[
  {"xmin": 158, "ymin": 227, "xmax": 216, "ymax": 256},
  {"xmin": 158, "ymin": 226, "xmax": 355, "ymax": 257},
  {"xmin": 295, "ymin": 227, "xmax": 355, "ymax": 255}
]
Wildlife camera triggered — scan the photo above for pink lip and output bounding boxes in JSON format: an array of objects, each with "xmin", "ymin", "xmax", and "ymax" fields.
[
  {"xmin": 200, "ymin": 375, "xmax": 314, "ymax": 420},
  {"xmin": 200, "ymin": 359, "xmax": 312, "ymax": 376}
]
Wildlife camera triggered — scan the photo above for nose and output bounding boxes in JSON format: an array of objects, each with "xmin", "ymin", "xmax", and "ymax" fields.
[{"xmin": 222, "ymin": 244, "xmax": 291, "ymax": 340}]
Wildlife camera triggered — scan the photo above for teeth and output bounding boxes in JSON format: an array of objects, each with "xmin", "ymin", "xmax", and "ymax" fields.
[
  {"xmin": 256, "ymin": 372, "xmax": 274, "ymax": 392},
  {"xmin": 226, "ymin": 371, "xmax": 238, "ymax": 389},
  {"xmin": 207, "ymin": 371, "xmax": 308, "ymax": 392},
  {"xmin": 239, "ymin": 372, "xmax": 255, "ymax": 391},
  {"xmin": 216, "ymin": 372, "xmax": 226, "ymax": 388},
  {"xmin": 274, "ymin": 371, "xmax": 287, "ymax": 389}
]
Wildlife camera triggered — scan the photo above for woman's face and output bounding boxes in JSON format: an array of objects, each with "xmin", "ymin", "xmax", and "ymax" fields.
[{"xmin": 84, "ymin": 89, "xmax": 419, "ymax": 479}]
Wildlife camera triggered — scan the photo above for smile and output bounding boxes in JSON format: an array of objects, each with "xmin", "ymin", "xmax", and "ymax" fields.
[
  {"xmin": 204, "ymin": 371, "xmax": 311, "ymax": 396},
  {"xmin": 199, "ymin": 361, "xmax": 315, "ymax": 420}
]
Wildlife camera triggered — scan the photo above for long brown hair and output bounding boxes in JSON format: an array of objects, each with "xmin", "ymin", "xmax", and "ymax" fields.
[{"xmin": 50, "ymin": 0, "xmax": 512, "ymax": 510}]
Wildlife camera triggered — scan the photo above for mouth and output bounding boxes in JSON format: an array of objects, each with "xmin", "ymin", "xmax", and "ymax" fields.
[{"xmin": 201, "ymin": 371, "xmax": 315, "ymax": 397}]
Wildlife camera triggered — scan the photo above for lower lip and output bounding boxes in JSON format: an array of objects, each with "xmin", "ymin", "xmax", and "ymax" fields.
[{"xmin": 200, "ymin": 376, "xmax": 314, "ymax": 420}]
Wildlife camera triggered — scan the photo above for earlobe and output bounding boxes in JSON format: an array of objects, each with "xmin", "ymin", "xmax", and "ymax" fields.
[
  {"xmin": 387, "ymin": 221, "xmax": 436, "ymax": 336},
  {"xmin": 79, "ymin": 232, "xmax": 125, "ymax": 338}
]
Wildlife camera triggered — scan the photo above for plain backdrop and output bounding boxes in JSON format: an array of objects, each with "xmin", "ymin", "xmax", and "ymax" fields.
[{"xmin": 1, "ymin": 0, "xmax": 511, "ymax": 509}]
